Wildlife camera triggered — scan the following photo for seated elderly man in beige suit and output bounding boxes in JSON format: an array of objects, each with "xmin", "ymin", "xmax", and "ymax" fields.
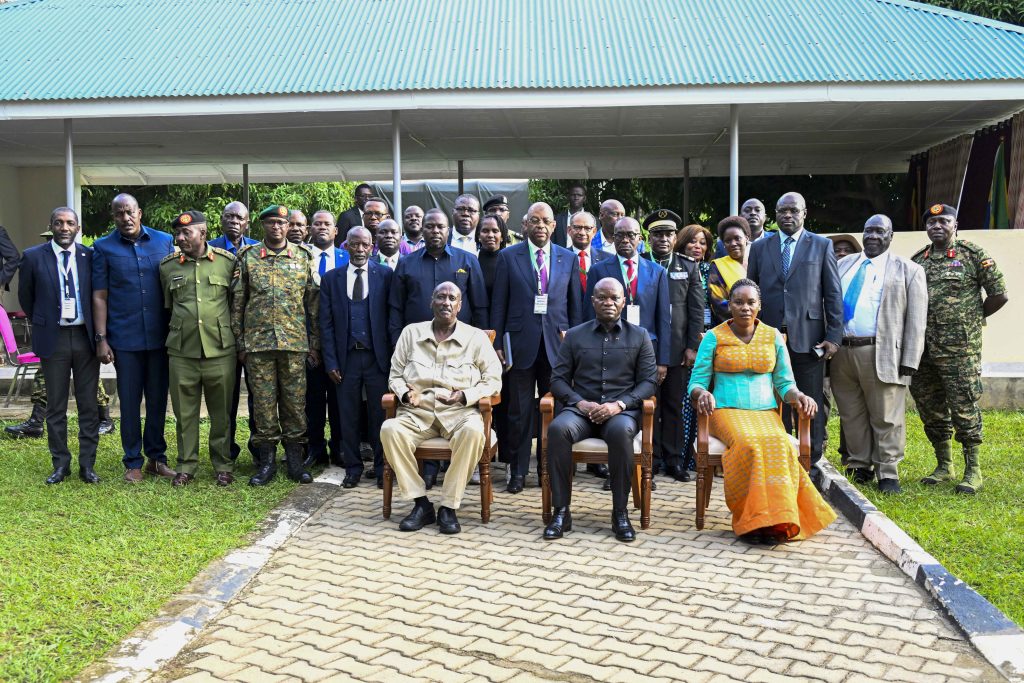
[
  {"xmin": 831, "ymin": 214, "xmax": 927, "ymax": 494},
  {"xmin": 382, "ymin": 281, "xmax": 502, "ymax": 535}
]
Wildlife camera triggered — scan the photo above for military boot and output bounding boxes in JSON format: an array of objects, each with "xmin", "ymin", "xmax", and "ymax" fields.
[
  {"xmin": 97, "ymin": 405, "xmax": 115, "ymax": 436},
  {"xmin": 955, "ymin": 445, "xmax": 983, "ymax": 495},
  {"xmin": 248, "ymin": 445, "xmax": 278, "ymax": 487},
  {"xmin": 284, "ymin": 443, "xmax": 313, "ymax": 484},
  {"xmin": 921, "ymin": 440, "xmax": 955, "ymax": 485},
  {"xmin": 5, "ymin": 403, "xmax": 45, "ymax": 438}
]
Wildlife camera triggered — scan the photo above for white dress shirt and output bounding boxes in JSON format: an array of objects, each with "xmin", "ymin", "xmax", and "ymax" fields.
[
  {"xmin": 378, "ymin": 251, "xmax": 400, "ymax": 270},
  {"xmin": 311, "ymin": 245, "xmax": 337, "ymax": 286},
  {"xmin": 779, "ymin": 227, "xmax": 805, "ymax": 258},
  {"xmin": 451, "ymin": 232, "xmax": 478, "ymax": 255},
  {"xmin": 346, "ymin": 263, "xmax": 369, "ymax": 300},
  {"xmin": 571, "ymin": 245, "xmax": 592, "ymax": 273},
  {"xmin": 841, "ymin": 251, "xmax": 890, "ymax": 337},
  {"xmin": 52, "ymin": 241, "xmax": 84, "ymax": 326}
]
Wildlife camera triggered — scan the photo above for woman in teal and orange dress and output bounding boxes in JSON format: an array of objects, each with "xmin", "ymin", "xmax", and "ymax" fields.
[{"xmin": 707, "ymin": 216, "xmax": 750, "ymax": 324}]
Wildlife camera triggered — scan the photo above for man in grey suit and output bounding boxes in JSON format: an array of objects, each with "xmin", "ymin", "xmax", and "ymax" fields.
[
  {"xmin": 830, "ymin": 215, "xmax": 927, "ymax": 494},
  {"xmin": 747, "ymin": 192, "xmax": 843, "ymax": 464}
]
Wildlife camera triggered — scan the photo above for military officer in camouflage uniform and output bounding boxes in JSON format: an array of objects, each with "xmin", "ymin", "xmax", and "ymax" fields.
[
  {"xmin": 5, "ymin": 229, "xmax": 115, "ymax": 439},
  {"xmin": 160, "ymin": 211, "xmax": 238, "ymax": 487},
  {"xmin": 910, "ymin": 204, "xmax": 1008, "ymax": 494},
  {"xmin": 231, "ymin": 204, "xmax": 320, "ymax": 486}
]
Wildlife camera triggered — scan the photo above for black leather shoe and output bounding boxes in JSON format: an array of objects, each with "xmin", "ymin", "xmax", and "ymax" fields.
[
  {"xmin": 612, "ymin": 509, "xmax": 636, "ymax": 542},
  {"xmin": 364, "ymin": 470, "xmax": 377, "ymax": 480},
  {"xmin": 506, "ymin": 475, "xmax": 524, "ymax": 494},
  {"xmin": 79, "ymin": 466, "xmax": 101, "ymax": 484},
  {"xmin": 878, "ymin": 478, "xmax": 903, "ymax": 495},
  {"xmin": 342, "ymin": 473, "xmax": 360, "ymax": 488},
  {"xmin": 424, "ymin": 471, "xmax": 438, "ymax": 490},
  {"xmin": 543, "ymin": 507, "xmax": 572, "ymax": 540},
  {"xmin": 399, "ymin": 502, "xmax": 436, "ymax": 531},
  {"xmin": 437, "ymin": 506, "xmax": 461, "ymax": 534},
  {"xmin": 664, "ymin": 464, "xmax": 691, "ymax": 482},
  {"xmin": 588, "ymin": 464, "xmax": 609, "ymax": 479},
  {"xmin": 602, "ymin": 477, "xmax": 612, "ymax": 491},
  {"xmin": 46, "ymin": 466, "xmax": 70, "ymax": 485},
  {"xmin": 846, "ymin": 467, "xmax": 874, "ymax": 484}
]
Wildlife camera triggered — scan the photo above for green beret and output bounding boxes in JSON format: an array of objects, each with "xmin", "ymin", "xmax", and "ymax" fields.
[
  {"xmin": 923, "ymin": 203, "xmax": 957, "ymax": 222},
  {"xmin": 171, "ymin": 210, "xmax": 206, "ymax": 230},
  {"xmin": 259, "ymin": 204, "xmax": 290, "ymax": 220},
  {"xmin": 643, "ymin": 209, "xmax": 683, "ymax": 233}
]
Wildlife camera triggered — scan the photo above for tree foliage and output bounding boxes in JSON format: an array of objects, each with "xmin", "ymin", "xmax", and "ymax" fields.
[
  {"xmin": 921, "ymin": 0, "xmax": 1024, "ymax": 25},
  {"xmin": 81, "ymin": 182, "xmax": 357, "ymax": 239}
]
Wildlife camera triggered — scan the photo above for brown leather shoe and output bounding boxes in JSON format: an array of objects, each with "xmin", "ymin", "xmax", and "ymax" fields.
[
  {"xmin": 215, "ymin": 472, "xmax": 234, "ymax": 487},
  {"xmin": 172, "ymin": 472, "xmax": 194, "ymax": 487},
  {"xmin": 144, "ymin": 460, "xmax": 176, "ymax": 478},
  {"xmin": 124, "ymin": 468, "xmax": 144, "ymax": 483}
]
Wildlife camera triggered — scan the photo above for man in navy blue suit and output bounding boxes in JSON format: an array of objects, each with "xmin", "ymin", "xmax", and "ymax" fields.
[
  {"xmin": 304, "ymin": 210, "xmax": 351, "ymax": 469},
  {"xmin": 321, "ymin": 227, "xmax": 392, "ymax": 488},
  {"xmin": 19, "ymin": 207, "xmax": 101, "ymax": 485},
  {"xmin": 491, "ymin": 202, "xmax": 582, "ymax": 494},
  {"xmin": 586, "ymin": 217, "xmax": 670, "ymax": 490}
]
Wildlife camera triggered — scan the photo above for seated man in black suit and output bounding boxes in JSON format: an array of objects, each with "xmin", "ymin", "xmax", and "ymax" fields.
[
  {"xmin": 544, "ymin": 277, "xmax": 658, "ymax": 542},
  {"xmin": 18, "ymin": 207, "xmax": 101, "ymax": 484}
]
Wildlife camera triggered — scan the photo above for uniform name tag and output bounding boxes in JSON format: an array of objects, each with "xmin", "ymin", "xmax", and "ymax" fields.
[
  {"xmin": 670, "ymin": 271, "xmax": 688, "ymax": 280},
  {"xmin": 626, "ymin": 304, "xmax": 640, "ymax": 325},
  {"xmin": 61, "ymin": 297, "xmax": 76, "ymax": 318},
  {"xmin": 534, "ymin": 295, "xmax": 548, "ymax": 315}
]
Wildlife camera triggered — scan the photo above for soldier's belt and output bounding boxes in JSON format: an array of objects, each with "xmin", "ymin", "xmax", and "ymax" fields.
[{"xmin": 841, "ymin": 336, "xmax": 876, "ymax": 347}]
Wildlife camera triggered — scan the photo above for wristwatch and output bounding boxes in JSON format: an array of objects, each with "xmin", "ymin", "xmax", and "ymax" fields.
[
  {"xmin": 616, "ymin": 400, "xmax": 627, "ymax": 411},
  {"xmin": 94, "ymin": 333, "xmax": 106, "ymax": 342}
]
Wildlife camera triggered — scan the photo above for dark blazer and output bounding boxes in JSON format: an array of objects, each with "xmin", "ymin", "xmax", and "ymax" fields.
[
  {"xmin": 550, "ymin": 318, "xmax": 658, "ymax": 424},
  {"xmin": 18, "ymin": 242, "xmax": 95, "ymax": 359},
  {"xmin": 335, "ymin": 207, "xmax": 363, "ymax": 245},
  {"xmin": 658, "ymin": 253, "xmax": 705, "ymax": 365},
  {"xmin": 320, "ymin": 260, "xmax": 393, "ymax": 375},
  {"xmin": 552, "ymin": 209, "xmax": 574, "ymax": 249},
  {"xmin": 746, "ymin": 230, "xmax": 843, "ymax": 354},
  {"xmin": 490, "ymin": 242, "xmax": 582, "ymax": 370},
  {"xmin": 585, "ymin": 255, "xmax": 671, "ymax": 364},
  {"xmin": 0, "ymin": 226, "xmax": 21, "ymax": 290}
]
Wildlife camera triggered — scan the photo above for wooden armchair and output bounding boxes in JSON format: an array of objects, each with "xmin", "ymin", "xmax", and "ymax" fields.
[
  {"xmin": 693, "ymin": 398, "xmax": 810, "ymax": 530},
  {"xmin": 380, "ymin": 330, "xmax": 501, "ymax": 524},
  {"xmin": 539, "ymin": 394, "xmax": 657, "ymax": 529}
]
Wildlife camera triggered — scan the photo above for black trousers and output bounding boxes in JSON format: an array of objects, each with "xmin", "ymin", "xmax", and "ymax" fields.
[
  {"xmin": 228, "ymin": 362, "xmax": 254, "ymax": 461},
  {"xmin": 786, "ymin": 347, "xmax": 827, "ymax": 463},
  {"xmin": 305, "ymin": 361, "xmax": 341, "ymax": 464},
  {"xmin": 42, "ymin": 326, "xmax": 100, "ymax": 471},
  {"xmin": 548, "ymin": 411, "xmax": 637, "ymax": 511},
  {"xmin": 337, "ymin": 348, "xmax": 388, "ymax": 478},
  {"xmin": 654, "ymin": 364, "xmax": 688, "ymax": 468},
  {"xmin": 506, "ymin": 337, "xmax": 552, "ymax": 479}
]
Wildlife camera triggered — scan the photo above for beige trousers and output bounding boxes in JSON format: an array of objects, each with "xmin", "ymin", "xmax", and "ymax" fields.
[
  {"xmin": 830, "ymin": 344, "xmax": 906, "ymax": 480},
  {"xmin": 381, "ymin": 409, "xmax": 485, "ymax": 510}
]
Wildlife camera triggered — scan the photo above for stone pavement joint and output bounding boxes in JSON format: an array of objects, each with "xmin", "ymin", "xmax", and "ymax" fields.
[{"xmin": 93, "ymin": 465, "xmax": 1004, "ymax": 683}]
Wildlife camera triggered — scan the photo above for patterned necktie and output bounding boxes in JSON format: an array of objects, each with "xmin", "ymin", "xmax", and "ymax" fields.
[
  {"xmin": 782, "ymin": 236, "xmax": 795, "ymax": 279},
  {"xmin": 536, "ymin": 248, "xmax": 548, "ymax": 294},
  {"xmin": 352, "ymin": 267, "xmax": 364, "ymax": 301},
  {"xmin": 626, "ymin": 258, "xmax": 637, "ymax": 300},
  {"xmin": 318, "ymin": 252, "xmax": 327, "ymax": 277},
  {"xmin": 843, "ymin": 259, "xmax": 871, "ymax": 323},
  {"xmin": 578, "ymin": 250, "xmax": 587, "ymax": 290},
  {"xmin": 62, "ymin": 250, "xmax": 77, "ymax": 321}
]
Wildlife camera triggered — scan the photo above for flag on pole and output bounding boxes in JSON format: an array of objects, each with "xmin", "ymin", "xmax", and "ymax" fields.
[{"xmin": 986, "ymin": 139, "xmax": 1009, "ymax": 229}]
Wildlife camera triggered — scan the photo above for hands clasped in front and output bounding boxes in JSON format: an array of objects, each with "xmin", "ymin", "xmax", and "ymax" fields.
[{"xmin": 577, "ymin": 400, "xmax": 623, "ymax": 424}]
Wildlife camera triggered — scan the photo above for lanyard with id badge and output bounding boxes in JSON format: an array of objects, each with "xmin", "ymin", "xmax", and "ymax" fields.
[
  {"xmin": 623, "ymin": 261, "xmax": 640, "ymax": 325},
  {"xmin": 59, "ymin": 251, "xmax": 77, "ymax": 320},
  {"xmin": 534, "ymin": 270, "xmax": 548, "ymax": 315}
]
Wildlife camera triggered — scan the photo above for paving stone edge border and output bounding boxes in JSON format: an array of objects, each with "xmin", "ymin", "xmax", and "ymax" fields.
[
  {"xmin": 811, "ymin": 460, "xmax": 1024, "ymax": 683},
  {"xmin": 74, "ymin": 482, "xmax": 337, "ymax": 683}
]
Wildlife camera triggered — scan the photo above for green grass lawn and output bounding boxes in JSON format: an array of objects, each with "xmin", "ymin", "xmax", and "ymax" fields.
[
  {"xmin": 0, "ymin": 417, "xmax": 296, "ymax": 682},
  {"xmin": 825, "ymin": 410, "xmax": 1024, "ymax": 627}
]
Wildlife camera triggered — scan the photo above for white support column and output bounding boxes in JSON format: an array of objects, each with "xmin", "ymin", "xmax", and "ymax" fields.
[
  {"xmin": 391, "ymin": 110, "xmax": 402, "ymax": 220},
  {"xmin": 729, "ymin": 104, "xmax": 740, "ymax": 216},
  {"xmin": 63, "ymin": 119, "xmax": 75, "ymax": 208}
]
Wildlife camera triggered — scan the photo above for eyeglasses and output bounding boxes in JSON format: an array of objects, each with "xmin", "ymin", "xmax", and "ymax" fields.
[
  {"xmin": 613, "ymin": 232, "xmax": 640, "ymax": 241},
  {"xmin": 454, "ymin": 206, "xmax": 479, "ymax": 215},
  {"xmin": 568, "ymin": 224, "xmax": 595, "ymax": 232},
  {"xmin": 526, "ymin": 217, "xmax": 553, "ymax": 226},
  {"xmin": 364, "ymin": 211, "xmax": 386, "ymax": 219}
]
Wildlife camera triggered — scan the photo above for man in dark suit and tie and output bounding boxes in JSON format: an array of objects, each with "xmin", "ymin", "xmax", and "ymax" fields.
[
  {"xmin": 544, "ymin": 277, "xmax": 658, "ymax": 542},
  {"xmin": 321, "ymin": 227, "xmax": 393, "ymax": 488},
  {"xmin": 644, "ymin": 210, "xmax": 705, "ymax": 482},
  {"xmin": 747, "ymin": 192, "xmax": 844, "ymax": 464},
  {"xmin": 18, "ymin": 207, "xmax": 101, "ymax": 485},
  {"xmin": 336, "ymin": 183, "xmax": 374, "ymax": 242},
  {"xmin": 0, "ymin": 224, "xmax": 21, "ymax": 291},
  {"xmin": 491, "ymin": 202, "xmax": 582, "ymax": 494},
  {"xmin": 552, "ymin": 183, "xmax": 587, "ymax": 248},
  {"xmin": 304, "ymin": 210, "xmax": 350, "ymax": 469}
]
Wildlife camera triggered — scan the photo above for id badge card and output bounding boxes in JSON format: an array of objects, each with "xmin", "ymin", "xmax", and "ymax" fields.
[
  {"xmin": 626, "ymin": 304, "xmax": 640, "ymax": 325},
  {"xmin": 534, "ymin": 294, "xmax": 549, "ymax": 315},
  {"xmin": 61, "ymin": 297, "xmax": 76, "ymax": 319}
]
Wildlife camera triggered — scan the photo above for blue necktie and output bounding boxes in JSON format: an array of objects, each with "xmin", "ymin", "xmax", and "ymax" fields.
[
  {"xmin": 781, "ymin": 236, "xmax": 794, "ymax": 279},
  {"xmin": 318, "ymin": 252, "xmax": 327, "ymax": 277},
  {"xmin": 843, "ymin": 259, "xmax": 871, "ymax": 323}
]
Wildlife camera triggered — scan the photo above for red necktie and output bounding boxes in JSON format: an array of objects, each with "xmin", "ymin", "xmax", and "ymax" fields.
[
  {"xmin": 578, "ymin": 250, "xmax": 587, "ymax": 290},
  {"xmin": 626, "ymin": 258, "xmax": 637, "ymax": 300}
]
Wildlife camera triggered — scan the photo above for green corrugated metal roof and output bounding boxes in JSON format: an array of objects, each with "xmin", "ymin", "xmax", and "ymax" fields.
[{"xmin": 1, "ymin": 0, "xmax": 1024, "ymax": 102}]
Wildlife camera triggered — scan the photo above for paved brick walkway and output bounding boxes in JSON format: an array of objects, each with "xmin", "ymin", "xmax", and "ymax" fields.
[{"xmin": 156, "ymin": 468, "xmax": 999, "ymax": 683}]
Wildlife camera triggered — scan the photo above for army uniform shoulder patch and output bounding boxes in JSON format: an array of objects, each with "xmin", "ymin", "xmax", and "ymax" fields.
[
  {"xmin": 209, "ymin": 246, "xmax": 237, "ymax": 262},
  {"xmin": 236, "ymin": 244, "xmax": 256, "ymax": 258},
  {"xmin": 159, "ymin": 252, "xmax": 180, "ymax": 265},
  {"xmin": 980, "ymin": 257, "xmax": 996, "ymax": 269}
]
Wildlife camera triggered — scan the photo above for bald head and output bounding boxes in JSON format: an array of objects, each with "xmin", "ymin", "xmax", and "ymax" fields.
[
  {"xmin": 591, "ymin": 277, "xmax": 626, "ymax": 323},
  {"xmin": 599, "ymin": 199, "xmax": 626, "ymax": 236},
  {"xmin": 525, "ymin": 202, "xmax": 555, "ymax": 247},
  {"xmin": 775, "ymin": 192, "xmax": 807, "ymax": 235},
  {"xmin": 431, "ymin": 281, "xmax": 463, "ymax": 324},
  {"xmin": 612, "ymin": 217, "xmax": 642, "ymax": 258},
  {"xmin": 862, "ymin": 214, "xmax": 894, "ymax": 258},
  {"xmin": 111, "ymin": 193, "xmax": 141, "ymax": 238}
]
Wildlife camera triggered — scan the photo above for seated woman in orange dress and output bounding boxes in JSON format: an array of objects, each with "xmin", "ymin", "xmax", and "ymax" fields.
[{"xmin": 687, "ymin": 278, "xmax": 836, "ymax": 543}]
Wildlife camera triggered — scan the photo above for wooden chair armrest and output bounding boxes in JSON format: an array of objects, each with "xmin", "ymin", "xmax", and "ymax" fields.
[
  {"xmin": 381, "ymin": 393, "xmax": 397, "ymax": 419},
  {"xmin": 487, "ymin": 392, "xmax": 501, "ymax": 407},
  {"xmin": 478, "ymin": 396, "xmax": 492, "ymax": 413},
  {"xmin": 798, "ymin": 409, "xmax": 812, "ymax": 470},
  {"xmin": 539, "ymin": 393, "xmax": 555, "ymax": 415},
  {"xmin": 696, "ymin": 411, "xmax": 710, "ymax": 463},
  {"xmin": 641, "ymin": 397, "xmax": 655, "ymax": 451},
  {"xmin": 540, "ymin": 392, "xmax": 554, "ymax": 459}
]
